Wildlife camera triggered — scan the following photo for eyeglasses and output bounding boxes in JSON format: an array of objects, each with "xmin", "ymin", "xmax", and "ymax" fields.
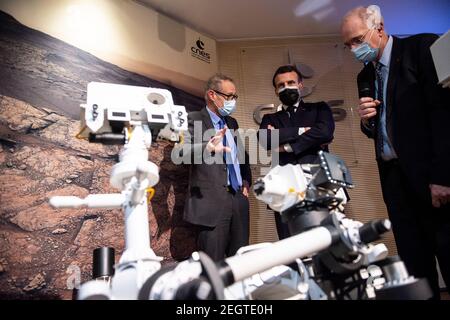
[
  {"xmin": 344, "ymin": 29, "xmax": 371, "ymax": 49},
  {"xmin": 212, "ymin": 89, "xmax": 238, "ymax": 101}
]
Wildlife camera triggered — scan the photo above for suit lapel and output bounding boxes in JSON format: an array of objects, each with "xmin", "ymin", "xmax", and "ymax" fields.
[
  {"xmin": 201, "ymin": 107, "xmax": 215, "ymax": 141},
  {"xmin": 386, "ymin": 37, "xmax": 402, "ymax": 130},
  {"xmin": 224, "ymin": 116, "xmax": 234, "ymax": 129},
  {"xmin": 277, "ymin": 108, "xmax": 291, "ymax": 127},
  {"xmin": 201, "ymin": 107, "xmax": 214, "ymax": 129},
  {"xmin": 224, "ymin": 116, "xmax": 240, "ymax": 145},
  {"xmin": 290, "ymin": 100, "xmax": 307, "ymax": 126}
]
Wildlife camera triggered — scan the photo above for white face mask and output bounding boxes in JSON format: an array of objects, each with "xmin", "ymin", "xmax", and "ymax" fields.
[{"xmin": 218, "ymin": 99, "xmax": 236, "ymax": 117}]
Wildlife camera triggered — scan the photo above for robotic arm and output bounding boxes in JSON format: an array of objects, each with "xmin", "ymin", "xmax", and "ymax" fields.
[
  {"xmin": 49, "ymin": 82, "xmax": 188, "ymax": 300},
  {"xmin": 137, "ymin": 151, "xmax": 431, "ymax": 300},
  {"xmin": 50, "ymin": 82, "xmax": 431, "ymax": 300}
]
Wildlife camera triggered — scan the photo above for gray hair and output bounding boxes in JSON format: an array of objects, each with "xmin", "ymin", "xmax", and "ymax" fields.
[
  {"xmin": 204, "ymin": 73, "xmax": 234, "ymax": 99},
  {"xmin": 342, "ymin": 5, "xmax": 384, "ymax": 29}
]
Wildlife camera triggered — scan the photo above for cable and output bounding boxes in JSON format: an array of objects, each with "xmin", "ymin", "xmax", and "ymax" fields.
[{"xmin": 75, "ymin": 125, "xmax": 89, "ymax": 140}]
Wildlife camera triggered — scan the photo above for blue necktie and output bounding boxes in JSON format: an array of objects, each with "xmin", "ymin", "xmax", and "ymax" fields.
[
  {"xmin": 218, "ymin": 118, "xmax": 240, "ymax": 192},
  {"xmin": 375, "ymin": 62, "xmax": 384, "ymax": 157}
]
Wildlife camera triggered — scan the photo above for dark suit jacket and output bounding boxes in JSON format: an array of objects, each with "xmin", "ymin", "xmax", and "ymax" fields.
[
  {"xmin": 358, "ymin": 34, "xmax": 450, "ymax": 196},
  {"xmin": 180, "ymin": 107, "xmax": 252, "ymax": 227},
  {"xmin": 258, "ymin": 100, "xmax": 335, "ymax": 165}
]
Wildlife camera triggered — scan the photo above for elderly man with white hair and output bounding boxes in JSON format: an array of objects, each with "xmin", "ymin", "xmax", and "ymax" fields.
[{"xmin": 341, "ymin": 5, "xmax": 450, "ymax": 299}]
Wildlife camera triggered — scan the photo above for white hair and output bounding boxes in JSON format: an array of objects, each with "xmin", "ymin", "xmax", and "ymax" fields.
[
  {"xmin": 365, "ymin": 5, "xmax": 383, "ymax": 29},
  {"xmin": 342, "ymin": 5, "xmax": 384, "ymax": 29}
]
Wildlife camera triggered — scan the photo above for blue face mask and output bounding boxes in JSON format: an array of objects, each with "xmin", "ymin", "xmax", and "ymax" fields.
[
  {"xmin": 218, "ymin": 99, "xmax": 236, "ymax": 117},
  {"xmin": 352, "ymin": 42, "xmax": 379, "ymax": 63},
  {"xmin": 351, "ymin": 29, "xmax": 381, "ymax": 63}
]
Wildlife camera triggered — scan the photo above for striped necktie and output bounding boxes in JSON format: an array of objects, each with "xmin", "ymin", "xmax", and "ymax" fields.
[{"xmin": 375, "ymin": 62, "xmax": 384, "ymax": 157}]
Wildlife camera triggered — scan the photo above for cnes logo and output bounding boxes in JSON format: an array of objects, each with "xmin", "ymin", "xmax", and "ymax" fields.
[
  {"xmin": 196, "ymin": 39, "xmax": 205, "ymax": 50},
  {"xmin": 191, "ymin": 38, "xmax": 211, "ymax": 63}
]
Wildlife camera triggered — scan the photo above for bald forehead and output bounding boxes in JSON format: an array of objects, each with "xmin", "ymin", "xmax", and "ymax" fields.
[
  {"xmin": 341, "ymin": 12, "xmax": 367, "ymax": 42},
  {"xmin": 341, "ymin": 12, "xmax": 366, "ymax": 32}
]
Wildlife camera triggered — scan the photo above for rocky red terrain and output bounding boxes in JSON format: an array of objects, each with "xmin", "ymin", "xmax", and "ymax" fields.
[
  {"xmin": 0, "ymin": 96, "xmax": 197, "ymax": 299},
  {"xmin": 0, "ymin": 10, "xmax": 203, "ymax": 299}
]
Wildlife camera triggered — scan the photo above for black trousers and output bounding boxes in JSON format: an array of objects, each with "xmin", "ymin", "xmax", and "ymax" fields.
[
  {"xmin": 197, "ymin": 189, "xmax": 249, "ymax": 262},
  {"xmin": 378, "ymin": 159, "xmax": 450, "ymax": 299}
]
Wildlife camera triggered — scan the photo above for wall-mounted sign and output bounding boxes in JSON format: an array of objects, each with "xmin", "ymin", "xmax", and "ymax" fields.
[
  {"xmin": 191, "ymin": 38, "xmax": 211, "ymax": 63},
  {"xmin": 253, "ymin": 104, "xmax": 275, "ymax": 124}
]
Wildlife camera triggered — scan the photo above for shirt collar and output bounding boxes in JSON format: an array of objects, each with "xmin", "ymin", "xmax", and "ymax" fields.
[
  {"xmin": 377, "ymin": 35, "xmax": 393, "ymax": 68},
  {"xmin": 206, "ymin": 105, "xmax": 222, "ymax": 125},
  {"xmin": 277, "ymin": 100, "xmax": 301, "ymax": 112}
]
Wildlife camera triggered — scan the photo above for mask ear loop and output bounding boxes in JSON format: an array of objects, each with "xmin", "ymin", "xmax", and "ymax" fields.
[
  {"xmin": 370, "ymin": 25, "xmax": 383, "ymax": 53},
  {"xmin": 365, "ymin": 28, "xmax": 382, "ymax": 52},
  {"xmin": 366, "ymin": 28, "xmax": 375, "ymax": 43},
  {"xmin": 376, "ymin": 30, "xmax": 382, "ymax": 49}
]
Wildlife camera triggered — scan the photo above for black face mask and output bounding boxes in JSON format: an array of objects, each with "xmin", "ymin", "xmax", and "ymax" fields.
[{"xmin": 278, "ymin": 87, "xmax": 299, "ymax": 106}]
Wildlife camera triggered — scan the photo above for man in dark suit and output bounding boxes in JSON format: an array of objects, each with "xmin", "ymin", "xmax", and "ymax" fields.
[
  {"xmin": 258, "ymin": 65, "xmax": 335, "ymax": 239},
  {"xmin": 341, "ymin": 5, "xmax": 450, "ymax": 299},
  {"xmin": 177, "ymin": 73, "xmax": 252, "ymax": 261}
]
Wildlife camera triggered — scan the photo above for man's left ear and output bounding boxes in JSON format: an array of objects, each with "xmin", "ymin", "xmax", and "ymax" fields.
[
  {"xmin": 298, "ymin": 82, "xmax": 304, "ymax": 90},
  {"xmin": 377, "ymin": 22, "xmax": 384, "ymax": 34},
  {"xmin": 207, "ymin": 90, "xmax": 215, "ymax": 101}
]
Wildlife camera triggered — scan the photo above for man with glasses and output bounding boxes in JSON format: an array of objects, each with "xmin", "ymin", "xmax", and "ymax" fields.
[
  {"xmin": 258, "ymin": 65, "xmax": 335, "ymax": 240},
  {"xmin": 180, "ymin": 73, "xmax": 252, "ymax": 261},
  {"xmin": 341, "ymin": 5, "xmax": 450, "ymax": 299}
]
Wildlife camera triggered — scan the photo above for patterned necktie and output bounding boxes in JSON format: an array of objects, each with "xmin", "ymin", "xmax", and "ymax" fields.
[
  {"xmin": 375, "ymin": 62, "xmax": 384, "ymax": 157},
  {"xmin": 218, "ymin": 118, "xmax": 240, "ymax": 192}
]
